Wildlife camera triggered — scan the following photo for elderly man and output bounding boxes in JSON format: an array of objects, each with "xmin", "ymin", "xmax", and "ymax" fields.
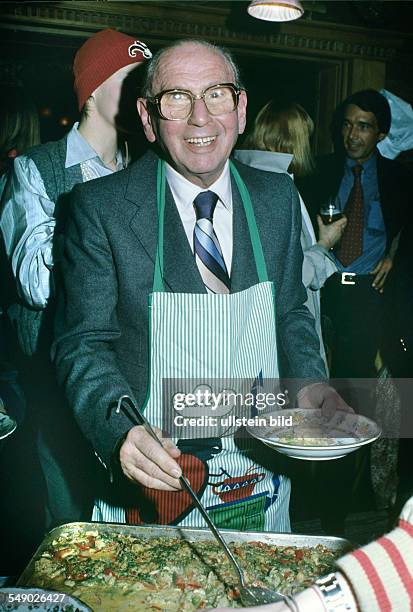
[{"xmin": 53, "ymin": 39, "xmax": 347, "ymax": 531}]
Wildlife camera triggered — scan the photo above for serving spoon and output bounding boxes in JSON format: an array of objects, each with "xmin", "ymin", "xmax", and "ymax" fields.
[{"xmin": 115, "ymin": 395, "xmax": 289, "ymax": 607}]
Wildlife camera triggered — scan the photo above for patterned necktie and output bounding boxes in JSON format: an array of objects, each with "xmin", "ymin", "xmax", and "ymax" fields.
[
  {"xmin": 193, "ymin": 191, "xmax": 231, "ymax": 294},
  {"xmin": 336, "ymin": 164, "xmax": 364, "ymax": 267}
]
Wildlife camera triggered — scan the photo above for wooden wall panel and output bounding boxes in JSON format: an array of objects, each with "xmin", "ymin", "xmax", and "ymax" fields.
[{"xmin": 0, "ymin": 1, "xmax": 411, "ymax": 153}]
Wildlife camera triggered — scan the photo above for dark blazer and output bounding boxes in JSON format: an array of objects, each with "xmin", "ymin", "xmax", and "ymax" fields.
[
  {"xmin": 53, "ymin": 151, "xmax": 326, "ymax": 466},
  {"xmin": 382, "ymin": 194, "xmax": 413, "ymax": 376},
  {"xmin": 297, "ymin": 150, "xmax": 410, "ymax": 255}
]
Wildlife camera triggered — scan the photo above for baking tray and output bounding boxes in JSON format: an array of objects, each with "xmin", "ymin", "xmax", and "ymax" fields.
[{"xmin": 18, "ymin": 521, "xmax": 353, "ymax": 587}]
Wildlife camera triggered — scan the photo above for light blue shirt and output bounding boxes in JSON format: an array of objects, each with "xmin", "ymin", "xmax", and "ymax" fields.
[
  {"xmin": 66, "ymin": 122, "xmax": 123, "ymax": 173},
  {"xmin": 0, "ymin": 123, "xmax": 124, "ymax": 308},
  {"xmin": 334, "ymin": 152, "xmax": 386, "ymax": 274}
]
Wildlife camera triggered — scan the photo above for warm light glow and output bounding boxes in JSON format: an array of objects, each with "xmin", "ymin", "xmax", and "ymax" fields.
[
  {"xmin": 59, "ymin": 117, "xmax": 70, "ymax": 127},
  {"xmin": 248, "ymin": 0, "xmax": 304, "ymax": 22}
]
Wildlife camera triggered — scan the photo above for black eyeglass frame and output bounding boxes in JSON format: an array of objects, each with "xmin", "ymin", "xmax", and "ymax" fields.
[{"xmin": 146, "ymin": 83, "xmax": 243, "ymax": 121}]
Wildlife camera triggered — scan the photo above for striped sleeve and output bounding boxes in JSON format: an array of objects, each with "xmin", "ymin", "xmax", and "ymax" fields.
[{"xmin": 336, "ymin": 496, "xmax": 413, "ymax": 611}]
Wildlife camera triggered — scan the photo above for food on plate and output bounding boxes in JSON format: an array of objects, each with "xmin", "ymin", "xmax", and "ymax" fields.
[
  {"xmin": 277, "ymin": 436, "xmax": 341, "ymax": 446},
  {"xmin": 25, "ymin": 526, "xmax": 340, "ymax": 610},
  {"xmin": 275, "ymin": 432, "xmax": 357, "ymax": 446}
]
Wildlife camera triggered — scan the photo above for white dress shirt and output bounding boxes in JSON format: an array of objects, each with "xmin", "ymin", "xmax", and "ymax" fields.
[
  {"xmin": 165, "ymin": 161, "xmax": 233, "ymax": 275},
  {"xmin": 0, "ymin": 122, "xmax": 124, "ymax": 309}
]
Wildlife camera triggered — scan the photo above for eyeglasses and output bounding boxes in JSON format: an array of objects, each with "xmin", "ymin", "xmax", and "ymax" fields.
[{"xmin": 147, "ymin": 83, "xmax": 242, "ymax": 121}]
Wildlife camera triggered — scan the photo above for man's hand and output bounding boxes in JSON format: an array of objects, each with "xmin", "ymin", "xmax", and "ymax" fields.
[
  {"xmin": 371, "ymin": 256, "xmax": 392, "ymax": 292},
  {"xmin": 297, "ymin": 382, "xmax": 354, "ymax": 417},
  {"xmin": 317, "ymin": 214, "xmax": 347, "ymax": 250},
  {"xmin": 119, "ymin": 425, "xmax": 182, "ymax": 490}
]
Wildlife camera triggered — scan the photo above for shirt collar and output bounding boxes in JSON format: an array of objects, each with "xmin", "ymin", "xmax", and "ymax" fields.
[
  {"xmin": 234, "ymin": 149, "xmax": 293, "ymax": 175},
  {"xmin": 165, "ymin": 161, "xmax": 232, "ymax": 212},
  {"xmin": 346, "ymin": 150, "xmax": 377, "ymax": 173},
  {"xmin": 65, "ymin": 122, "xmax": 123, "ymax": 170}
]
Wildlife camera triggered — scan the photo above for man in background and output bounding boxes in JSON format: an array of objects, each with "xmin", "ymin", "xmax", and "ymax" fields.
[
  {"xmin": 301, "ymin": 89, "xmax": 409, "ymax": 379},
  {"xmin": 299, "ymin": 89, "xmax": 411, "ymax": 534}
]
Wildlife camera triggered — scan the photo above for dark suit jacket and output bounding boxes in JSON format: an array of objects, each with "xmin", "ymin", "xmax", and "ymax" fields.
[
  {"xmin": 382, "ymin": 188, "xmax": 413, "ymax": 376},
  {"xmin": 53, "ymin": 150, "xmax": 326, "ymax": 467},
  {"xmin": 297, "ymin": 150, "xmax": 410, "ymax": 255}
]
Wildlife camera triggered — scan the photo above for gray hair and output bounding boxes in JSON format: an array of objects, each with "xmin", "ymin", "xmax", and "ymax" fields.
[{"xmin": 141, "ymin": 39, "xmax": 244, "ymax": 98}]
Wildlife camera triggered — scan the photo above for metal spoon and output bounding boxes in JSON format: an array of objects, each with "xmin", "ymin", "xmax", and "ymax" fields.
[{"xmin": 115, "ymin": 395, "xmax": 288, "ymax": 606}]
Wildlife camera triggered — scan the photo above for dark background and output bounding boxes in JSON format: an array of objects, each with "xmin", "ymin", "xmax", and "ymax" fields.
[{"xmin": 1, "ymin": 1, "xmax": 412, "ymax": 155}]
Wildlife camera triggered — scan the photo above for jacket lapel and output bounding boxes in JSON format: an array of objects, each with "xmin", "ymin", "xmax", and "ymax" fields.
[
  {"xmin": 127, "ymin": 153, "xmax": 159, "ymax": 265},
  {"xmin": 163, "ymin": 185, "xmax": 206, "ymax": 293},
  {"xmin": 376, "ymin": 151, "xmax": 391, "ymax": 207},
  {"xmin": 126, "ymin": 153, "xmax": 259, "ymax": 294},
  {"xmin": 126, "ymin": 152, "xmax": 205, "ymax": 294}
]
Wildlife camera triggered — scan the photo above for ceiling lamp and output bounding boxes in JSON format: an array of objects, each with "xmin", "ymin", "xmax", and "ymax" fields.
[{"xmin": 248, "ymin": 0, "xmax": 304, "ymax": 22}]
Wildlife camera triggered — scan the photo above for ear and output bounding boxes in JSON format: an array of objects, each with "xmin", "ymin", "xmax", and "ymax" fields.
[
  {"xmin": 137, "ymin": 98, "xmax": 156, "ymax": 143},
  {"xmin": 377, "ymin": 132, "xmax": 387, "ymax": 142},
  {"xmin": 237, "ymin": 90, "xmax": 248, "ymax": 135}
]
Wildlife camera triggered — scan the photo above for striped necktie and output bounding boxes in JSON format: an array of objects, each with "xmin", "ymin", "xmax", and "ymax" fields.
[
  {"xmin": 193, "ymin": 190, "xmax": 231, "ymax": 294},
  {"xmin": 336, "ymin": 164, "xmax": 364, "ymax": 267}
]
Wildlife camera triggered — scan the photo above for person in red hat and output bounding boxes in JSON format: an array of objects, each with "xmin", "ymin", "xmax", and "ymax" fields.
[
  {"xmin": 2, "ymin": 28, "xmax": 152, "ymax": 312},
  {"xmin": 0, "ymin": 29, "xmax": 151, "ymax": 530}
]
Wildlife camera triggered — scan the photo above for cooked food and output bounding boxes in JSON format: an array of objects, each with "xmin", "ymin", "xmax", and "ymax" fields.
[
  {"xmin": 273, "ymin": 425, "xmax": 358, "ymax": 447},
  {"xmin": 24, "ymin": 526, "xmax": 339, "ymax": 611},
  {"xmin": 277, "ymin": 436, "xmax": 339, "ymax": 446},
  {"xmin": 275, "ymin": 434, "xmax": 358, "ymax": 446}
]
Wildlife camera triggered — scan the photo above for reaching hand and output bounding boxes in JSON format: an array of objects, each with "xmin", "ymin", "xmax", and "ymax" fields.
[
  {"xmin": 297, "ymin": 382, "xmax": 354, "ymax": 418},
  {"xmin": 119, "ymin": 425, "xmax": 182, "ymax": 490},
  {"xmin": 316, "ymin": 214, "xmax": 347, "ymax": 250}
]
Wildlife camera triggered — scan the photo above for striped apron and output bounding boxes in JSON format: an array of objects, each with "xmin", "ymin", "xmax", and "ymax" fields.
[{"xmin": 93, "ymin": 160, "xmax": 290, "ymax": 532}]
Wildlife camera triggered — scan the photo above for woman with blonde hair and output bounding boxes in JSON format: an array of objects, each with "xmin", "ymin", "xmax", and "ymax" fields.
[
  {"xmin": 235, "ymin": 100, "xmax": 346, "ymax": 368},
  {"xmin": 242, "ymin": 100, "xmax": 315, "ymax": 177}
]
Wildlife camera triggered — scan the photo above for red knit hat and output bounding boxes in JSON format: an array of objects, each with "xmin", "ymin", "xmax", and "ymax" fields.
[{"xmin": 73, "ymin": 29, "xmax": 152, "ymax": 111}]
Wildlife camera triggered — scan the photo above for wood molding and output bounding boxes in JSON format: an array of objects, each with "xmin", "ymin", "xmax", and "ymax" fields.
[{"xmin": 0, "ymin": 1, "xmax": 409, "ymax": 62}]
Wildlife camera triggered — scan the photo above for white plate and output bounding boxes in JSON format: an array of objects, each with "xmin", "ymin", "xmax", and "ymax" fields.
[
  {"xmin": 0, "ymin": 413, "xmax": 17, "ymax": 441},
  {"xmin": 247, "ymin": 409, "xmax": 381, "ymax": 460},
  {"xmin": 0, "ymin": 587, "xmax": 91, "ymax": 611}
]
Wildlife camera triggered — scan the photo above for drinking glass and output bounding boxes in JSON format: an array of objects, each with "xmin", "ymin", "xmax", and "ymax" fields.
[{"xmin": 320, "ymin": 197, "xmax": 344, "ymax": 225}]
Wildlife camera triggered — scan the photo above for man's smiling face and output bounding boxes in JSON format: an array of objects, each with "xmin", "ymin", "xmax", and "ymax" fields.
[
  {"xmin": 342, "ymin": 104, "xmax": 386, "ymax": 164},
  {"xmin": 138, "ymin": 43, "xmax": 247, "ymax": 188}
]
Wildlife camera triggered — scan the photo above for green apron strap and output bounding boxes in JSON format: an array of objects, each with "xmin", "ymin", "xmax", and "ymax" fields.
[
  {"xmin": 229, "ymin": 161, "xmax": 269, "ymax": 283},
  {"xmin": 153, "ymin": 159, "xmax": 166, "ymax": 292}
]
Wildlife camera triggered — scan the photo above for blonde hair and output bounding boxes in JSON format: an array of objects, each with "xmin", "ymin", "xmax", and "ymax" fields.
[{"xmin": 243, "ymin": 100, "xmax": 315, "ymax": 177}]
